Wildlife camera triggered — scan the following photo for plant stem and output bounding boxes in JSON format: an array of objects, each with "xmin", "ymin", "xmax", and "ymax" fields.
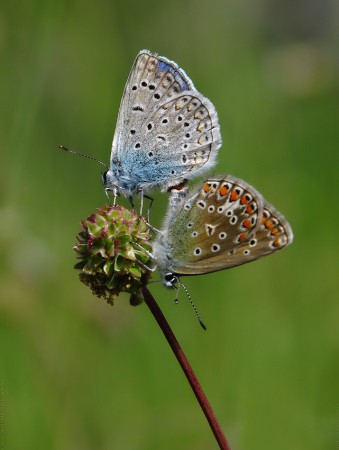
[{"xmin": 142, "ymin": 286, "xmax": 232, "ymax": 450}]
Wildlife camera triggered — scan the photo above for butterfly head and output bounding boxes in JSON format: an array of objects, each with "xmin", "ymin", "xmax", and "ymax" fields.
[
  {"xmin": 101, "ymin": 169, "xmax": 109, "ymax": 188},
  {"xmin": 163, "ymin": 272, "xmax": 178, "ymax": 288},
  {"xmin": 101, "ymin": 167, "xmax": 138, "ymax": 197},
  {"xmin": 101, "ymin": 169, "xmax": 119, "ymax": 205},
  {"xmin": 162, "ymin": 271, "xmax": 207, "ymax": 330}
]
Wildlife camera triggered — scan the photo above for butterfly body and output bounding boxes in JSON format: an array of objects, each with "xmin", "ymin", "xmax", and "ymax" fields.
[
  {"xmin": 154, "ymin": 176, "xmax": 293, "ymax": 285},
  {"xmin": 103, "ymin": 50, "xmax": 222, "ymax": 198}
]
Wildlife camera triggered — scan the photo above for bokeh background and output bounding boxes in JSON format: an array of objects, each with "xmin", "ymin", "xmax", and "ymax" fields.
[{"xmin": 1, "ymin": 0, "xmax": 338, "ymax": 449}]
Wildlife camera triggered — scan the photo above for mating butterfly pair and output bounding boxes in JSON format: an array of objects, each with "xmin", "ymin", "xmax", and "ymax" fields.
[
  {"xmin": 101, "ymin": 49, "xmax": 293, "ymax": 284},
  {"xmin": 65, "ymin": 50, "xmax": 292, "ymax": 289}
]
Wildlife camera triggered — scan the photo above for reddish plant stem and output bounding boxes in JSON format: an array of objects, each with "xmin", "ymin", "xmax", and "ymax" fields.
[{"xmin": 142, "ymin": 286, "xmax": 232, "ymax": 450}]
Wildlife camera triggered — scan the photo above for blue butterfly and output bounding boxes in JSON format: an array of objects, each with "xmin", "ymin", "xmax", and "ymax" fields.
[{"xmin": 102, "ymin": 50, "xmax": 222, "ymax": 208}]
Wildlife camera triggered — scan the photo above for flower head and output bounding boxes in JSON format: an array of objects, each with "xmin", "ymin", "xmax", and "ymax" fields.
[{"xmin": 74, "ymin": 205, "xmax": 153, "ymax": 305}]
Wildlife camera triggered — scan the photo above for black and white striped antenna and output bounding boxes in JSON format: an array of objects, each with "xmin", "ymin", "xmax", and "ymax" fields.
[
  {"xmin": 59, "ymin": 145, "xmax": 108, "ymax": 170},
  {"xmin": 175, "ymin": 277, "xmax": 207, "ymax": 331}
]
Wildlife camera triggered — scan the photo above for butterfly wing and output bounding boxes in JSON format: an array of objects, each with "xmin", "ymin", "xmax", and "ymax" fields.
[
  {"xmin": 161, "ymin": 176, "xmax": 293, "ymax": 275},
  {"xmin": 110, "ymin": 50, "xmax": 221, "ymax": 192}
]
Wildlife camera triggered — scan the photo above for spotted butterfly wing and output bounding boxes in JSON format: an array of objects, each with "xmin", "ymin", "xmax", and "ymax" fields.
[
  {"xmin": 154, "ymin": 176, "xmax": 293, "ymax": 277},
  {"xmin": 104, "ymin": 50, "xmax": 222, "ymax": 196}
]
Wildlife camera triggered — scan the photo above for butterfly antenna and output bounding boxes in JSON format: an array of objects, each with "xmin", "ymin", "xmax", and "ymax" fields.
[
  {"xmin": 59, "ymin": 145, "xmax": 108, "ymax": 170},
  {"xmin": 177, "ymin": 278, "xmax": 207, "ymax": 331},
  {"xmin": 174, "ymin": 283, "xmax": 180, "ymax": 304}
]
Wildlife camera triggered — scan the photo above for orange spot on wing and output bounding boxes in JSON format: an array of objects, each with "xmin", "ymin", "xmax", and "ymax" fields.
[
  {"xmin": 230, "ymin": 190, "xmax": 239, "ymax": 201},
  {"xmin": 265, "ymin": 219, "xmax": 274, "ymax": 229},
  {"xmin": 203, "ymin": 183, "xmax": 210, "ymax": 193},
  {"xmin": 240, "ymin": 195, "xmax": 249, "ymax": 205},
  {"xmin": 271, "ymin": 227, "xmax": 280, "ymax": 236},
  {"xmin": 242, "ymin": 219, "xmax": 252, "ymax": 229},
  {"xmin": 219, "ymin": 185, "xmax": 228, "ymax": 196},
  {"xmin": 246, "ymin": 205, "xmax": 254, "ymax": 214},
  {"xmin": 238, "ymin": 232, "xmax": 247, "ymax": 242}
]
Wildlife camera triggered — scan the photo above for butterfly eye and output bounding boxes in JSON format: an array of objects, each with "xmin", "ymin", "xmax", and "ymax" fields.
[
  {"xmin": 101, "ymin": 170, "xmax": 108, "ymax": 185},
  {"xmin": 164, "ymin": 273, "xmax": 177, "ymax": 287}
]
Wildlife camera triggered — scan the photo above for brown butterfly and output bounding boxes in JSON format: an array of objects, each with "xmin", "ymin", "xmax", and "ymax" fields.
[{"xmin": 154, "ymin": 175, "xmax": 293, "ymax": 288}]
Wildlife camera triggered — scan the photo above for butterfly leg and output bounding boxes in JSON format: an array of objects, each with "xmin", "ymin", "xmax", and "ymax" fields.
[
  {"xmin": 139, "ymin": 190, "xmax": 145, "ymax": 216},
  {"xmin": 113, "ymin": 187, "xmax": 118, "ymax": 206},
  {"xmin": 145, "ymin": 222, "xmax": 160, "ymax": 233},
  {"xmin": 137, "ymin": 259, "xmax": 157, "ymax": 272},
  {"xmin": 138, "ymin": 191, "xmax": 154, "ymax": 221},
  {"xmin": 128, "ymin": 195, "xmax": 135, "ymax": 211},
  {"xmin": 104, "ymin": 187, "xmax": 118, "ymax": 206},
  {"xmin": 133, "ymin": 242, "xmax": 155, "ymax": 260},
  {"xmin": 143, "ymin": 194, "xmax": 154, "ymax": 222},
  {"xmin": 133, "ymin": 243, "xmax": 157, "ymax": 272}
]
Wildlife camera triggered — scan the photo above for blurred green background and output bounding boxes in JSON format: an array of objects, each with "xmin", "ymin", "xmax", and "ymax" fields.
[{"xmin": 1, "ymin": 0, "xmax": 338, "ymax": 449}]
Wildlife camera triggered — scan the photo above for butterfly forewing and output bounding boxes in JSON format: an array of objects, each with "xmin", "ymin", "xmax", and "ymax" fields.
[
  {"xmin": 110, "ymin": 50, "xmax": 221, "ymax": 192},
  {"xmin": 112, "ymin": 50, "xmax": 195, "ymax": 162}
]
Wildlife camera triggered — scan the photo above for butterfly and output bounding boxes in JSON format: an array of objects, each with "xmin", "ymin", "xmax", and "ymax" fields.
[
  {"xmin": 154, "ymin": 175, "xmax": 293, "ymax": 287},
  {"xmin": 102, "ymin": 50, "xmax": 222, "ymax": 207}
]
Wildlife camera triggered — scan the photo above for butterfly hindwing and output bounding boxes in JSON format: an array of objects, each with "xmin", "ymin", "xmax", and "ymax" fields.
[{"xmin": 158, "ymin": 176, "xmax": 293, "ymax": 275}]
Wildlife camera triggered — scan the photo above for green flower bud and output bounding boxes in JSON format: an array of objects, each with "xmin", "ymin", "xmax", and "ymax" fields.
[{"xmin": 74, "ymin": 205, "xmax": 153, "ymax": 305}]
